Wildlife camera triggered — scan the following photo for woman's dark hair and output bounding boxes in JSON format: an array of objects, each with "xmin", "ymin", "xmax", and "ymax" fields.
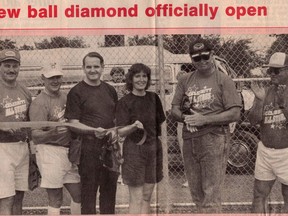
[{"xmin": 125, "ymin": 63, "xmax": 151, "ymax": 91}]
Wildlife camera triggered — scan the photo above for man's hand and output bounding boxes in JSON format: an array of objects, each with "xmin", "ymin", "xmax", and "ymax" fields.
[
  {"xmin": 94, "ymin": 127, "xmax": 107, "ymax": 139},
  {"xmin": 1, "ymin": 128, "xmax": 22, "ymax": 134},
  {"xmin": 251, "ymin": 81, "xmax": 265, "ymax": 101},
  {"xmin": 184, "ymin": 109, "xmax": 207, "ymax": 127},
  {"xmin": 186, "ymin": 124, "xmax": 198, "ymax": 133},
  {"xmin": 56, "ymin": 126, "xmax": 69, "ymax": 133}
]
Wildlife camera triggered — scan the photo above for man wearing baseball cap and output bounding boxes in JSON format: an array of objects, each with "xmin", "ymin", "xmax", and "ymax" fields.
[
  {"xmin": 249, "ymin": 52, "xmax": 288, "ymax": 213},
  {"xmin": 0, "ymin": 49, "xmax": 32, "ymax": 214},
  {"xmin": 29, "ymin": 67, "xmax": 81, "ymax": 215},
  {"xmin": 171, "ymin": 38, "xmax": 242, "ymax": 213}
]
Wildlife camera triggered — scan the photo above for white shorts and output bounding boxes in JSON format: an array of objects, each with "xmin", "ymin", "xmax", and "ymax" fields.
[
  {"xmin": 0, "ymin": 142, "xmax": 29, "ymax": 199},
  {"xmin": 255, "ymin": 141, "xmax": 288, "ymax": 185},
  {"xmin": 36, "ymin": 144, "xmax": 80, "ymax": 188}
]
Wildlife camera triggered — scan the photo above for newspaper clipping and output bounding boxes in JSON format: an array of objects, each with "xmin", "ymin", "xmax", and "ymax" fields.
[{"xmin": 0, "ymin": 0, "xmax": 287, "ymax": 215}]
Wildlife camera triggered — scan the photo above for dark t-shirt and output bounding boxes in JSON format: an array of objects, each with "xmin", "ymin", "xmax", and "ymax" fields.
[
  {"xmin": 64, "ymin": 81, "xmax": 118, "ymax": 129},
  {"xmin": 116, "ymin": 91, "xmax": 166, "ymax": 143},
  {"xmin": 260, "ymin": 85, "xmax": 288, "ymax": 149}
]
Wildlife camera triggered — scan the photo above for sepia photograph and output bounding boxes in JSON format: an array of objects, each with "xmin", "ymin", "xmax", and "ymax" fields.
[{"xmin": 0, "ymin": 33, "xmax": 288, "ymax": 215}]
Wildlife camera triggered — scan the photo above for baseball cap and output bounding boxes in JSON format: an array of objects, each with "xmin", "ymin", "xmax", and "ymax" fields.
[
  {"xmin": 263, "ymin": 52, "xmax": 288, "ymax": 68},
  {"xmin": 42, "ymin": 69, "xmax": 63, "ymax": 78},
  {"xmin": 189, "ymin": 39, "xmax": 212, "ymax": 56},
  {"xmin": 0, "ymin": 49, "xmax": 20, "ymax": 63}
]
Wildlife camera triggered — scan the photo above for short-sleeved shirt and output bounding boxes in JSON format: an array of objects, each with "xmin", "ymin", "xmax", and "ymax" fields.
[
  {"xmin": 0, "ymin": 80, "xmax": 32, "ymax": 142},
  {"xmin": 172, "ymin": 70, "xmax": 242, "ymax": 139},
  {"xmin": 29, "ymin": 90, "xmax": 71, "ymax": 147},
  {"xmin": 260, "ymin": 85, "xmax": 288, "ymax": 149},
  {"xmin": 64, "ymin": 81, "xmax": 117, "ymax": 129},
  {"xmin": 116, "ymin": 91, "xmax": 166, "ymax": 143}
]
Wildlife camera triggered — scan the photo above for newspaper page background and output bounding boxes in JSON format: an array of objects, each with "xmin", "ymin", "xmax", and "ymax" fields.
[{"xmin": 0, "ymin": 0, "xmax": 287, "ymax": 215}]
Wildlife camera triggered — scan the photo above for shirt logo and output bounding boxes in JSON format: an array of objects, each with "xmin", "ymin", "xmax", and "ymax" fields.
[
  {"xmin": 1, "ymin": 95, "xmax": 27, "ymax": 120},
  {"xmin": 185, "ymin": 85, "xmax": 215, "ymax": 110},
  {"xmin": 263, "ymin": 102, "xmax": 286, "ymax": 129}
]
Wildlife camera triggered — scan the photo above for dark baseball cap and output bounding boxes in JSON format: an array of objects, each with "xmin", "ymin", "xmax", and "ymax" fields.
[
  {"xmin": 0, "ymin": 49, "xmax": 20, "ymax": 63},
  {"xmin": 189, "ymin": 39, "xmax": 212, "ymax": 56}
]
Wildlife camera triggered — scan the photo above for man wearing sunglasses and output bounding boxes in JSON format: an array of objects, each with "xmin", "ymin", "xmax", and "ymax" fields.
[
  {"xmin": 171, "ymin": 38, "xmax": 242, "ymax": 213},
  {"xmin": 248, "ymin": 52, "xmax": 288, "ymax": 213}
]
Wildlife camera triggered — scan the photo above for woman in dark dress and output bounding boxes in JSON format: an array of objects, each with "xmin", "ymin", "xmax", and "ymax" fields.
[{"xmin": 116, "ymin": 63, "xmax": 166, "ymax": 214}]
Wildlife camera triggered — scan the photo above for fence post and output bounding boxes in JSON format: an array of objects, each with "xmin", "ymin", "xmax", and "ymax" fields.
[{"xmin": 157, "ymin": 35, "xmax": 171, "ymax": 213}]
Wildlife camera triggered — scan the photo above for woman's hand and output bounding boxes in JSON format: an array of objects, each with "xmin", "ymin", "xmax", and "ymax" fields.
[{"xmin": 133, "ymin": 120, "xmax": 144, "ymax": 129}]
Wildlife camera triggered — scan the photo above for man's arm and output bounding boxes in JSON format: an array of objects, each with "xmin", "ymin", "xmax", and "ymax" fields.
[
  {"xmin": 117, "ymin": 120, "xmax": 143, "ymax": 137},
  {"xmin": 31, "ymin": 128, "xmax": 61, "ymax": 144},
  {"xmin": 67, "ymin": 119, "xmax": 107, "ymax": 138},
  {"xmin": 247, "ymin": 82, "xmax": 266, "ymax": 126},
  {"xmin": 247, "ymin": 98, "xmax": 264, "ymax": 126},
  {"xmin": 171, "ymin": 105, "xmax": 185, "ymax": 123},
  {"xmin": 184, "ymin": 106, "xmax": 241, "ymax": 127}
]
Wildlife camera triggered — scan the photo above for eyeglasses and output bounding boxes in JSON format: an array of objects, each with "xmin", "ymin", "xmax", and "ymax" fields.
[
  {"xmin": 266, "ymin": 67, "xmax": 288, "ymax": 75},
  {"xmin": 191, "ymin": 52, "xmax": 211, "ymax": 62}
]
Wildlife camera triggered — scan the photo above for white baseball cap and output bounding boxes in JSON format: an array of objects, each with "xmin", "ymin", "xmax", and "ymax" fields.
[
  {"xmin": 42, "ymin": 69, "xmax": 63, "ymax": 78},
  {"xmin": 263, "ymin": 52, "xmax": 288, "ymax": 68}
]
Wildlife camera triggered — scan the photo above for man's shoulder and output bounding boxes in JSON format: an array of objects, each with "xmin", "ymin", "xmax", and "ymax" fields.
[
  {"xmin": 68, "ymin": 81, "xmax": 85, "ymax": 94},
  {"xmin": 16, "ymin": 82, "xmax": 32, "ymax": 98},
  {"xmin": 102, "ymin": 81, "xmax": 117, "ymax": 91},
  {"xmin": 31, "ymin": 91, "xmax": 47, "ymax": 105},
  {"xmin": 216, "ymin": 69, "xmax": 233, "ymax": 80},
  {"xmin": 177, "ymin": 72, "xmax": 194, "ymax": 84}
]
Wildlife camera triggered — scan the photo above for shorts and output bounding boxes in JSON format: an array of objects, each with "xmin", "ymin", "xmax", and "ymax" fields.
[
  {"xmin": 36, "ymin": 144, "xmax": 80, "ymax": 188},
  {"xmin": 0, "ymin": 142, "xmax": 29, "ymax": 199},
  {"xmin": 122, "ymin": 138, "xmax": 163, "ymax": 186},
  {"xmin": 255, "ymin": 141, "xmax": 288, "ymax": 185}
]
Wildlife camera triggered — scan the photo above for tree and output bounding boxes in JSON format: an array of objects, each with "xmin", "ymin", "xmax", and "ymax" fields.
[
  {"xmin": 127, "ymin": 34, "xmax": 262, "ymax": 77},
  {"xmin": 266, "ymin": 34, "xmax": 288, "ymax": 56},
  {"xmin": 203, "ymin": 35, "xmax": 264, "ymax": 77},
  {"xmin": 19, "ymin": 44, "xmax": 34, "ymax": 50},
  {"xmin": 127, "ymin": 35, "xmax": 157, "ymax": 46},
  {"xmin": 127, "ymin": 34, "xmax": 200, "ymax": 54},
  {"xmin": 35, "ymin": 36, "xmax": 88, "ymax": 49},
  {"xmin": 0, "ymin": 39, "xmax": 16, "ymax": 50}
]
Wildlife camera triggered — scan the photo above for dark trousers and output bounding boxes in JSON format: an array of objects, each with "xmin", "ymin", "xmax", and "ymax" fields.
[{"xmin": 79, "ymin": 136, "xmax": 119, "ymax": 214}]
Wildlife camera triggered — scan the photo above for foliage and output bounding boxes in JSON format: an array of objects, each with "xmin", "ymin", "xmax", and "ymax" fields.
[
  {"xmin": 0, "ymin": 39, "xmax": 17, "ymax": 50},
  {"xmin": 266, "ymin": 34, "xmax": 288, "ymax": 56},
  {"xmin": 20, "ymin": 44, "xmax": 34, "ymax": 50},
  {"xmin": 204, "ymin": 35, "xmax": 264, "ymax": 77},
  {"xmin": 127, "ymin": 34, "xmax": 263, "ymax": 77},
  {"xmin": 35, "ymin": 36, "xmax": 88, "ymax": 49}
]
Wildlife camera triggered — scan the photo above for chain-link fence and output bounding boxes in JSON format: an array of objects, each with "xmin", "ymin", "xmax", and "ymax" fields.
[{"xmin": 2, "ymin": 34, "xmax": 286, "ymax": 213}]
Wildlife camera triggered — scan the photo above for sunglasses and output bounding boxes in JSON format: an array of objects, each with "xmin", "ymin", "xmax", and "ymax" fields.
[
  {"xmin": 266, "ymin": 67, "xmax": 287, "ymax": 75},
  {"xmin": 191, "ymin": 52, "xmax": 211, "ymax": 62}
]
